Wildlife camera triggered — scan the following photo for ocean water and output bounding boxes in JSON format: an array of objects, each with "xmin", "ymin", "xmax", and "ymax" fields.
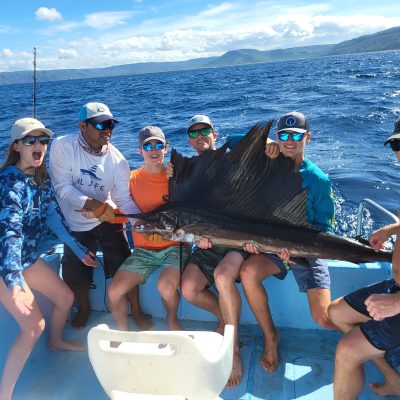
[{"xmin": 1, "ymin": 50, "xmax": 400, "ymax": 237}]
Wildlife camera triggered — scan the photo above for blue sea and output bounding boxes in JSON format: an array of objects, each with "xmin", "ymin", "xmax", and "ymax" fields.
[{"xmin": 1, "ymin": 50, "xmax": 400, "ymax": 236}]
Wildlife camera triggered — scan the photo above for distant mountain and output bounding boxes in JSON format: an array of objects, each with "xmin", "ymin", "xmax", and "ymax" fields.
[
  {"xmin": 1, "ymin": 26, "xmax": 399, "ymax": 85},
  {"xmin": 327, "ymin": 26, "xmax": 400, "ymax": 55}
]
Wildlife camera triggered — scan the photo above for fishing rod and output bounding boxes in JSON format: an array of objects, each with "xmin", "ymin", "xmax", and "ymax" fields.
[{"xmin": 33, "ymin": 47, "xmax": 37, "ymax": 119}]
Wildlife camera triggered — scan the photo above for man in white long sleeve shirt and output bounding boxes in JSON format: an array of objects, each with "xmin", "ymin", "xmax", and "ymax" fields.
[{"xmin": 49, "ymin": 102, "xmax": 151, "ymax": 329}]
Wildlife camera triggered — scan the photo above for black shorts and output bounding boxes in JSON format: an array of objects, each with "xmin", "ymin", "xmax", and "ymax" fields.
[
  {"xmin": 344, "ymin": 279, "xmax": 400, "ymax": 368},
  {"xmin": 187, "ymin": 246, "xmax": 248, "ymax": 285},
  {"xmin": 62, "ymin": 222, "xmax": 131, "ymax": 290}
]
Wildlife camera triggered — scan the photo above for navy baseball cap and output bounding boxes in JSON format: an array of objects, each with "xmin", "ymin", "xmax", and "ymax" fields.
[
  {"xmin": 277, "ymin": 112, "xmax": 309, "ymax": 133},
  {"xmin": 384, "ymin": 117, "xmax": 400, "ymax": 145}
]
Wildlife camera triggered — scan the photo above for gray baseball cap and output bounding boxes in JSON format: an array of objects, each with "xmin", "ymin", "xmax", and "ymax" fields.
[
  {"xmin": 277, "ymin": 111, "xmax": 309, "ymax": 133},
  {"xmin": 186, "ymin": 114, "xmax": 214, "ymax": 133},
  {"xmin": 384, "ymin": 117, "xmax": 400, "ymax": 145},
  {"xmin": 138, "ymin": 126, "xmax": 166, "ymax": 146}
]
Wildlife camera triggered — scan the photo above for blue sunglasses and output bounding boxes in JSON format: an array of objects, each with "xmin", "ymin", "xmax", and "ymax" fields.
[
  {"xmin": 88, "ymin": 120, "xmax": 117, "ymax": 131},
  {"xmin": 278, "ymin": 131, "xmax": 305, "ymax": 141},
  {"xmin": 142, "ymin": 142, "xmax": 165, "ymax": 152}
]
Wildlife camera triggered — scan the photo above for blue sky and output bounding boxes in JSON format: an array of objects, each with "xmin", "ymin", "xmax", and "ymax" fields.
[{"xmin": 1, "ymin": 0, "xmax": 400, "ymax": 72}]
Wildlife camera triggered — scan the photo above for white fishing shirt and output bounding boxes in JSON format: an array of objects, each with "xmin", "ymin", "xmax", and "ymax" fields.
[{"xmin": 49, "ymin": 133, "xmax": 140, "ymax": 231}]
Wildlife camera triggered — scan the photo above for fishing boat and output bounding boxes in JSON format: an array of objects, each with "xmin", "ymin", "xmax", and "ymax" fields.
[{"xmin": 0, "ymin": 198, "xmax": 397, "ymax": 400}]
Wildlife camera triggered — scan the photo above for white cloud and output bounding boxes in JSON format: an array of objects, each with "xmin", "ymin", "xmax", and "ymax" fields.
[
  {"xmin": 83, "ymin": 11, "xmax": 135, "ymax": 30},
  {"xmin": 58, "ymin": 49, "xmax": 78, "ymax": 59},
  {"xmin": 35, "ymin": 7, "xmax": 63, "ymax": 22},
  {"xmin": 2, "ymin": 48, "xmax": 13, "ymax": 57}
]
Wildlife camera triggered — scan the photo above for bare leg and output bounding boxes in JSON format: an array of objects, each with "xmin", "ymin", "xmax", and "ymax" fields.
[
  {"xmin": 158, "ymin": 268, "xmax": 182, "ymax": 330},
  {"xmin": 0, "ymin": 279, "xmax": 44, "ymax": 400},
  {"xmin": 108, "ymin": 270, "xmax": 144, "ymax": 331},
  {"xmin": 70, "ymin": 287, "xmax": 91, "ymax": 329},
  {"xmin": 214, "ymin": 252, "xmax": 244, "ymax": 388},
  {"xmin": 334, "ymin": 327, "xmax": 385, "ymax": 400},
  {"xmin": 307, "ymin": 288, "xmax": 336, "ymax": 330},
  {"xmin": 181, "ymin": 263, "xmax": 223, "ymax": 331},
  {"xmin": 126, "ymin": 286, "xmax": 153, "ymax": 331},
  {"xmin": 240, "ymin": 254, "xmax": 280, "ymax": 373},
  {"xmin": 24, "ymin": 258, "xmax": 83, "ymax": 351},
  {"xmin": 329, "ymin": 297, "xmax": 400, "ymax": 396},
  {"xmin": 369, "ymin": 357, "xmax": 400, "ymax": 397}
]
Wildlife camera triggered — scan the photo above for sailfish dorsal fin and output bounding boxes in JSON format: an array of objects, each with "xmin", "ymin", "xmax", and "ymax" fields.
[{"xmin": 169, "ymin": 120, "xmax": 312, "ymax": 229}]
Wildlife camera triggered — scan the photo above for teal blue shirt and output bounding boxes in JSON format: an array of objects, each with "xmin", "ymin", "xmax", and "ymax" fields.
[{"xmin": 299, "ymin": 158, "xmax": 334, "ymax": 232}]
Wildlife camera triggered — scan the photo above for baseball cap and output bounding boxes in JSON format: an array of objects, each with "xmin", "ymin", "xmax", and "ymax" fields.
[
  {"xmin": 186, "ymin": 114, "xmax": 214, "ymax": 133},
  {"xmin": 79, "ymin": 102, "xmax": 117, "ymax": 124},
  {"xmin": 138, "ymin": 126, "xmax": 166, "ymax": 147},
  {"xmin": 11, "ymin": 117, "xmax": 53, "ymax": 141},
  {"xmin": 277, "ymin": 112, "xmax": 309, "ymax": 133},
  {"xmin": 384, "ymin": 117, "xmax": 400, "ymax": 145}
]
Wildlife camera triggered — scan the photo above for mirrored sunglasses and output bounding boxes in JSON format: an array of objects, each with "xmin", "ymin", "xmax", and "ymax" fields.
[
  {"xmin": 142, "ymin": 142, "xmax": 165, "ymax": 152},
  {"xmin": 89, "ymin": 120, "xmax": 117, "ymax": 131},
  {"xmin": 389, "ymin": 140, "xmax": 400, "ymax": 152},
  {"xmin": 188, "ymin": 127, "xmax": 212, "ymax": 139},
  {"xmin": 19, "ymin": 135, "xmax": 50, "ymax": 146},
  {"xmin": 278, "ymin": 131, "xmax": 305, "ymax": 141}
]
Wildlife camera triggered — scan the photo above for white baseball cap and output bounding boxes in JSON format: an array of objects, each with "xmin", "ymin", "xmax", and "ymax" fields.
[
  {"xmin": 79, "ymin": 102, "xmax": 117, "ymax": 124},
  {"xmin": 11, "ymin": 118, "xmax": 53, "ymax": 141}
]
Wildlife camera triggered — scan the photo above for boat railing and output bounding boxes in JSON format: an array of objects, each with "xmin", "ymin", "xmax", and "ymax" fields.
[{"xmin": 356, "ymin": 198, "xmax": 399, "ymax": 237}]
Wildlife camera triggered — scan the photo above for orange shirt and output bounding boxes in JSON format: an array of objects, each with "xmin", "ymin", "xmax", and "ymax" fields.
[{"xmin": 130, "ymin": 167, "xmax": 178, "ymax": 250}]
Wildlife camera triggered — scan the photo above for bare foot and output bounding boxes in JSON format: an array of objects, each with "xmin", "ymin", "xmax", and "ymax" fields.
[
  {"xmin": 48, "ymin": 340, "xmax": 84, "ymax": 352},
  {"xmin": 226, "ymin": 350, "xmax": 242, "ymax": 389},
  {"xmin": 132, "ymin": 313, "xmax": 153, "ymax": 331},
  {"xmin": 167, "ymin": 318, "xmax": 184, "ymax": 331},
  {"xmin": 260, "ymin": 332, "xmax": 280, "ymax": 373},
  {"xmin": 370, "ymin": 381, "xmax": 400, "ymax": 397}
]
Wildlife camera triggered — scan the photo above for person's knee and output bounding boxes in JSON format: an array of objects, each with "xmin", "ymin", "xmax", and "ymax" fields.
[
  {"xmin": 335, "ymin": 335, "xmax": 360, "ymax": 366},
  {"xmin": 23, "ymin": 318, "xmax": 45, "ymax": 344},
  {"xmin": 157, "ymin": 278, "xmax": 178, "ymax": 300},
  {"xmin": 214, "ymin": 269, "xmax": 235, "ymax": 292},
  {"xmin": 181, "ymin": 279, "xmax": 199, "ymax": 302},
  {"xmin": 57, "ymin": 286, "xmax": 75, "ymax": 310},
  {"xmin": 107, "ymin": 284, "xmax": 124, "ymax": 305},
  {"xmin": 239, "ymin": 263, "xmax": 258, "ymax": 285}
]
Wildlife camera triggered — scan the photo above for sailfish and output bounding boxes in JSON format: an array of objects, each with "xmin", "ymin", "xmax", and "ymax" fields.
[{"xmin": 127, "ymin": 120, "xmax": 392, "ymax": 263}]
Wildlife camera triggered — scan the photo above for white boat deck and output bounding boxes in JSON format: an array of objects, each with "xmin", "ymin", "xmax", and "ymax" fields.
[{"xmin": 1, "ymin": 253, "xmax": 398, "ymax": 400}]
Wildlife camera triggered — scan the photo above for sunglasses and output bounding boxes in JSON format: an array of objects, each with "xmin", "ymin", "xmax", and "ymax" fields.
[
  {"xmin": 88, "ymin": 120, "xmax": 117, "ymax": 131},
  {"xmin": 142, "ymin": 142, "xmax": 165, "ymax": 152},
  {"xmin": 188, "ymin": 127, "xmax": 212, "ymax": 139},
  {"xmin": 278, "ymin": 131, "xmax": 306, "ymax": 141},
  {"xmin": 389, "ymin": 140, "xmax": 400, "ymax": 152},
  {"xmin": 19, "ymin": 135, "xmax": 50, "ymax": 146}
]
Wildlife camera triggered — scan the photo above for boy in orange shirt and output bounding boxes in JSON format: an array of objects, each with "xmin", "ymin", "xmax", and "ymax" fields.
[{"xmin": 107, "ymin": 126, "xmax": 188, "ymax": 331}]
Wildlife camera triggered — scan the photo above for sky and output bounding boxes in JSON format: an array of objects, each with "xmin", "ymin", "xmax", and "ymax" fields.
[{"xmin": 0, "ymin": 0, "xmax": 400, "ymax": 72}]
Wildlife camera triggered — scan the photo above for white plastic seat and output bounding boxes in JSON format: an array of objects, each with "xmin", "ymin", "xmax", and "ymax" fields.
[{"xmin": 87, "ymin": 324, "xmax": 234, "ymax": 400}]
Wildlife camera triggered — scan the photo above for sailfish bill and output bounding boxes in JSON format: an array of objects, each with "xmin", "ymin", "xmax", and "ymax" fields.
[{"xmin": 125, "ymin": 121, "xmax": 392, "ymax": 263}]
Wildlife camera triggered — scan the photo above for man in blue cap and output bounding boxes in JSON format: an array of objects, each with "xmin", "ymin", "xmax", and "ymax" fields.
[{"xmin": 49, "ymin": 102, "xmax": 150, "ymax": 329}]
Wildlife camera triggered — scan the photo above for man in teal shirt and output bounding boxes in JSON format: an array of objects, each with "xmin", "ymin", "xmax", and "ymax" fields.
[{"xmin": 240, "ymin": 111, "xmax": 335, "ymax": 373}]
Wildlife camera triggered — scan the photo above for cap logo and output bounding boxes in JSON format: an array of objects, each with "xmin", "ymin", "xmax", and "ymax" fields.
[
  {"xmin": 285, "ymin": 116, "xmax": 296, "ymax": 127},
  {"xmin": 97, "ymin": 106, "xmax": 105, "ymax": 112}
]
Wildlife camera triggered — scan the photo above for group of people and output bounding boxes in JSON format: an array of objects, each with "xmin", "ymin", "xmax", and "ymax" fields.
[{"xmin": 0, "ymin": 101, "xmax": 399, "ymax": 400}]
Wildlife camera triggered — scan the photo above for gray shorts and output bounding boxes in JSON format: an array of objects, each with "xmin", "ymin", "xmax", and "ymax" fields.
[{"xmin": 265, "ymin": 254, "xmax": 330, "ymax": 292}]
